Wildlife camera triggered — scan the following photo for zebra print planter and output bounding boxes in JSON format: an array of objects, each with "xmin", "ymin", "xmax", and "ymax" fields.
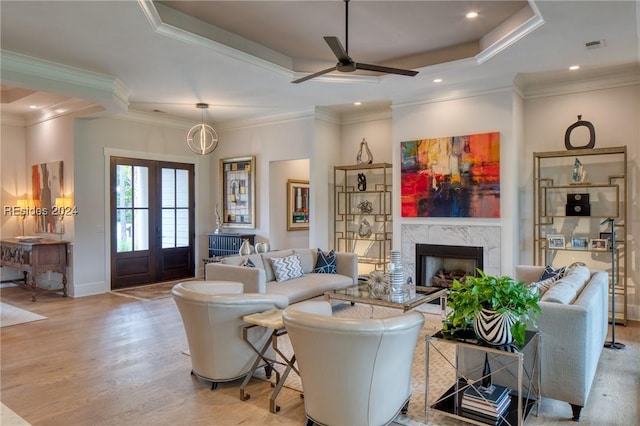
[{"xmin": 473, "ymin": 308, "xmax": 517, "ymax": 346}]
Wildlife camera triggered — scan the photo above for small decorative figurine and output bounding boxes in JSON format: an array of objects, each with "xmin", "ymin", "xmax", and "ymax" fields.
[
  {"xmin": 572, "ymin": 157, "xmax": 588, "ymax": 184},
  {"xmin": 214, "ymin": 203, "xmax": 222, "ymax": 233}
]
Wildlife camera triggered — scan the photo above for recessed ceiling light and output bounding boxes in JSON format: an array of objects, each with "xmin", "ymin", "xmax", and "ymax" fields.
[
  {"xmin": 466, "ymin": 11, "xmax": 478, "ymax": 19},
  {"xmin": 28, "ymin": 105, "xmax": 38, "ymax": 109},
  {"xmin": 354, "ymin": 101, "xmax": 362, "ymax": 106},
  {"xmin": 433, "ymin": 78, "xmax": 443, "ymax": 83},
  {"xmin": 569, "ymin": 65, "xmax": 580, "ymax": 71}
]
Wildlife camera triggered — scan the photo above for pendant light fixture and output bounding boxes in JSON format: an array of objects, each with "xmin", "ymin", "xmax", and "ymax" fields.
[{"xmin": 186, "ymin": 103, "xmax": 219, "ymax": 155}]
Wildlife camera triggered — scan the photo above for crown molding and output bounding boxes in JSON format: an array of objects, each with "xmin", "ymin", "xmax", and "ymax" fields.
[
  {"xmin": 112, "ymin": 109, "xmax": 194, "ymax": 130},
  {"xmin": 340, "ymin": 109, "xmax": 392, "ymax": 125},
  {"xmin": 517, "ymin": 65, "xmax": 640, "ymax": 99},
  {"xmin": 0, "ymin": 112, "xmax": 26, "ymax": 127},
  {"xmin": 476, "ymin": 1, "xmax": 545, "ymax": 64},
  {"xmin": 393, "ymin": 86, "xmax": 515, "ymax": 111},
  {"xmin": 0, "ymin": 50, "xmax": 129, "ymax": 114},
  {"xmin": 217, "ymin": 107, "xmax": 316, "ymax": 133}
]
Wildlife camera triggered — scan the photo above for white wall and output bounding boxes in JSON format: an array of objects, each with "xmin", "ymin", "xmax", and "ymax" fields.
[
  {"xmin": 392, "ymin": 89, "xmax": 518, "ymax": 277},
  {"xmin": 522, "ymin": 84, "xmax": 640, "ymax": 320},
  {"xmin": 269, "ymin": 159, "xmax": 309, "ymax": 250},
  {"xmin": 214, "ymin": 115, "xmax": 315, "ymax": 243},
  {"xmin": 74, "ymin": 115, "xmax": 211, "ymax": 296},
  {"xmin": 312, "ymin": 114, "xmax": 342, "ymax": 249},
  {"xmin": 0, "ymin": 121, "xmax": 27, "ymax": 281},
  {"xmin": 340, "ymin": 110, "xmax": 393, "ymax": 165}
]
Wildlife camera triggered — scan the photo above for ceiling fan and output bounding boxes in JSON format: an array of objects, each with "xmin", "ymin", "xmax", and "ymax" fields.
[{"xmin": 292, "ymin": 0, "xmax": 419, "ymax": 84}]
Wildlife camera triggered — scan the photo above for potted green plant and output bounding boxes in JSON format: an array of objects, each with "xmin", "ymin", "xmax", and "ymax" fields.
[{"xmin": 443, "ymin": 269, "xmax": 541, "ymax": 346}]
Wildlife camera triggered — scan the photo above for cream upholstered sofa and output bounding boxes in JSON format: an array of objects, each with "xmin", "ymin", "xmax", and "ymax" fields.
[
  {"xmin": 460, "ymin": 265, "xmax": 608, "ymax": 421},
  {"xmin": 282, "ymin": 300, "xmax": 425, "ymax": 426},
  {"xmin": 171, "ymin": 281, "xmax": 289, "ymax": 388},
  {"xmin": 516, "ymin": 265, "xmax": 608, "ymax": 421},
  {"xmin": 204, "ymin": 248, "xmax": 358, "ymax": 304}
]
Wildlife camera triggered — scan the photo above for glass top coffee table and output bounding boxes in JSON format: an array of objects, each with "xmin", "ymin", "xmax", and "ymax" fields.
[{"xmin": 325, "ymin": 284, "xmax": 447, "ymax": 313}]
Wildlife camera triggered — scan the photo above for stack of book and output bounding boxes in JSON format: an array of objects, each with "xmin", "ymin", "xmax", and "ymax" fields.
[{"xmin": 461, "ymin": 383, "xmax": 511, "ymax": 425}]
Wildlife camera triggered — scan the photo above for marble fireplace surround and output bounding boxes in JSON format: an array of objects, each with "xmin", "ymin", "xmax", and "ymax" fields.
[{"xmin": 400, "ymin": 224, "xmax": 501, "ymax": 284}]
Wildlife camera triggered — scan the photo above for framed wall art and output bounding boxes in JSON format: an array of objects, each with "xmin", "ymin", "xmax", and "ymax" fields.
[
  {"xmin": 220, "ymin": 156, "xmax": 255, "ymax": 228},
  {"xmin": 32, "ymin": 160, "xmax": 64, "ymax": 234},
  {"xmin": 287, "ymin": 179, "xmax": 309, "ymax": 231},
  {"xmin": 400, "ymin": 132, "xmax": 500, "ymax": 218}
]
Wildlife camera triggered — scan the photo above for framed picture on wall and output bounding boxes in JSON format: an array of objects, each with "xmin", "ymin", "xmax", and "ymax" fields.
[
  {"xmin": 220, "ymin": 156, "xmax": 255, "ymax": 228},
  {"xmin": 287, "ymin": 179, "xmax": 309, "ymax": 231}
]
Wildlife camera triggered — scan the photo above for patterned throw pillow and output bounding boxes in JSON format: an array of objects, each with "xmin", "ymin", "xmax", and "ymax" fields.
[
  {"xmin": 271, "ymin": 254, "xmax": 305, "ymax": 282},
  {"xmin": 528, "ymin": 275, "xmax": 559, "ymax": 296},
  {"xmin": 539, "ymin": 265, "xmax": 566, "ymax": 280},
  {"xmin": 313, "ymin": 249, "xmax": 337, "ymax": 274}
]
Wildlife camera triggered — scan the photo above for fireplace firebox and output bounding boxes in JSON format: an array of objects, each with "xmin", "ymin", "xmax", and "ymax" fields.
[{"xmin": 415, "ymin": 244, "xmax": 484, "ymax": 289}]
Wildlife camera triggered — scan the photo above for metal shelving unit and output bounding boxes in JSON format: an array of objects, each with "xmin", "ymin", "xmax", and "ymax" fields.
[
  {"xmin": 334, "ymin": 163, "xmax": 392, "ymax": 274},
  {"xmin": 533, "ymin": 146, "xmax": 627, "ymax": 325}
]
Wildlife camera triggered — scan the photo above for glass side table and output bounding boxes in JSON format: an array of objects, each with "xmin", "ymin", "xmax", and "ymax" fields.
[{"xmin": 426, "ymin": 329, "xmax": 541, "ymax": 426}]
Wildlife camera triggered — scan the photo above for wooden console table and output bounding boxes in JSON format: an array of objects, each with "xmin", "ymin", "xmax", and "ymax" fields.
[{"xmin": 1, "ymin": 238, "xmax": 69, "ymax": 301}]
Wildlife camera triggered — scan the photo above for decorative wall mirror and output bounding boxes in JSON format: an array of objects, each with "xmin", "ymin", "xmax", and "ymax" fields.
[
  {"xmin": 287, "ymin": 179, "xmax": 309, "ymax": 231},
  {"xmin": 220, "ymin": 156, "xmax": 255, "ymax": 228}
]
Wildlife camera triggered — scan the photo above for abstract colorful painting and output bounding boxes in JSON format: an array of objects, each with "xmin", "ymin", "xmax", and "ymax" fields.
[
  {"xmin": 400, "ymin": 132, "xmax": 500, "ymax": 218},
  {"xmin": 32, "ymin": 160, "xmax": 64, "ymax": 233}
]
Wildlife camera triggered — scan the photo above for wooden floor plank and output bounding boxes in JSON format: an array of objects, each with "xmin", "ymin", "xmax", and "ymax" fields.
[{"xmin": 1, "ymin": 285, "xmax": 638, "ymax": 425}]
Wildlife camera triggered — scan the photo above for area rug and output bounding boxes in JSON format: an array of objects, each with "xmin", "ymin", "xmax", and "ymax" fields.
[
  {"xmin": 0, "ymin": 403, "xmax": 31, "ymax": 426},
  {"xmin": 0, "ymin": 302, "xmax": 47, "ymax": 328},
  {"xmin": 191, "ymin": 302, "xmax": 460, "ymax": 425},
  {"xmin": 111, "ymin": 278, "xmax": 200, "ymax": 301}
]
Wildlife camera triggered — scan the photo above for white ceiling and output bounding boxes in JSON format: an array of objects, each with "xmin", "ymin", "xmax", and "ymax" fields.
[{"xmin": 1, "ymin": 1, "xmax": 639, "ymax": 125}]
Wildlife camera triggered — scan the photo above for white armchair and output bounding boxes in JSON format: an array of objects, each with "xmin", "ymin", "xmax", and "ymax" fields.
[
  {"xmin": 172, "ymin": 280, "xmax": 289, "ymax": 389},
  {"xmin": 282, "ymin": 301, "xmax": 425, "ymax": 426}
]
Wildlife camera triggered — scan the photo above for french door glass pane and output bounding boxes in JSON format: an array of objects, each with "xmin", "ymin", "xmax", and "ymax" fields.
[
  {"xmin": 162, "ymin": 168, "xmax": 175, "ymax": 208},
  {"xmin": 176, "ymin": 209, "xmax": 189, "ymax": 247},
  {"xmin": 161, "ymin": 209, "xmax": 175, "ymax": 248},
  {"xmin": 134, "ymin": 166, "xmax": 149, "ymax": 208},
  {"xmin": 133, "ymin": 209, "xmax": 149, "ymax": 251},
  {"xmin": 116, "ymin": 209, "xmax": 132, "ymax": 252},
  {"xmin": 116, "ymin": 165, "xmax": 132, "ymax": 208},
  {"xmin": 176, "ymin": 169, "xmax": 189, "ymax": 207}
]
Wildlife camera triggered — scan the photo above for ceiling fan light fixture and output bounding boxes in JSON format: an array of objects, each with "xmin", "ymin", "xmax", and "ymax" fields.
[{"xmin": 186, "ymin": 103, "xmax": 219, "ymax": 155}]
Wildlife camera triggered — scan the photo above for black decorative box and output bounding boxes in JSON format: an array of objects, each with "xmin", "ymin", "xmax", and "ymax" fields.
[
  {"xmin": 567, "ymin": 193, "xmax": 590, "ymax": 205},
  {"xmin": 566, "ymin": 203, "xmax": 591, "ymax": 216}
]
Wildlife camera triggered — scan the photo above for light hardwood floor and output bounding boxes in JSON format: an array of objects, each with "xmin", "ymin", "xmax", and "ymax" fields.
[{"xmin": 1, "ymin": 286, "xmax": 638, "ymax": 426}]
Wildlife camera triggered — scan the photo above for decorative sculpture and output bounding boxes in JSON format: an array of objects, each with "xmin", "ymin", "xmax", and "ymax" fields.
[
  {"xmin": 572, "ymin": 157, "xmax": 588, "ymax": 184},
  {"xmin": 356, "ymin": 138, "xmax": 373, "ymax": 164},
  {"xmin": 565, "ymin": 115, "xmax": 596, "ymax": 150}
]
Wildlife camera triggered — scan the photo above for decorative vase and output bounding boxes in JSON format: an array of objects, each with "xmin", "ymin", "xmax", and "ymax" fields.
[
  {"xmin": 388, "ymin": 250, "xmax": 406, "ymax": 302},
  {"xmin": 255, "ymin": 242, "xmax": 270, "ymax": 253},
  {"xmin": 356, "ymin": 138, "xmax": 373, "ymax": 164},
  {"xmin": 473, "ymin": 308, "xmax": 517, "ymax": 346},
  {"xmin": 239, "ymin": 239, "xmax": 252, "ymax": 256}
]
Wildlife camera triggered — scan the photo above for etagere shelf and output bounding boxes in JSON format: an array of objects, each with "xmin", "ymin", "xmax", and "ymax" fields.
[
  {"xmin": 334, "ymin": 163, "xmax": 392, "ymax": 274},
  {"xmin": 533, "ymin": 146, "xmax": 627, "ymax": 325}
]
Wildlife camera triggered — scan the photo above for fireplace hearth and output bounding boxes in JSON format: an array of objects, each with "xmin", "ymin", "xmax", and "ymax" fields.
[{"xmin": 416, "ymin": 244, "xmax": 484, "ymax": 288}]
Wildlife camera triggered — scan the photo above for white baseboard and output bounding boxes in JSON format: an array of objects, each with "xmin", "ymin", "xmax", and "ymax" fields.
[{"xmin": 70, "ymin": 281, "xmax": 107, "ymax": 298}]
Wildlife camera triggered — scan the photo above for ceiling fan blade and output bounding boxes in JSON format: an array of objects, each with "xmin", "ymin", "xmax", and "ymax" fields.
[
  {"xmin": 324, "ymin": 36, "xmax": 350, "ymax": 62},
  {"xmin": 291, "ymin": 66, "xmax": 338, "ymax": 84},
  {"xmin": 356, "ymin": 62, "xmax": 419, "ymax": 77}
]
